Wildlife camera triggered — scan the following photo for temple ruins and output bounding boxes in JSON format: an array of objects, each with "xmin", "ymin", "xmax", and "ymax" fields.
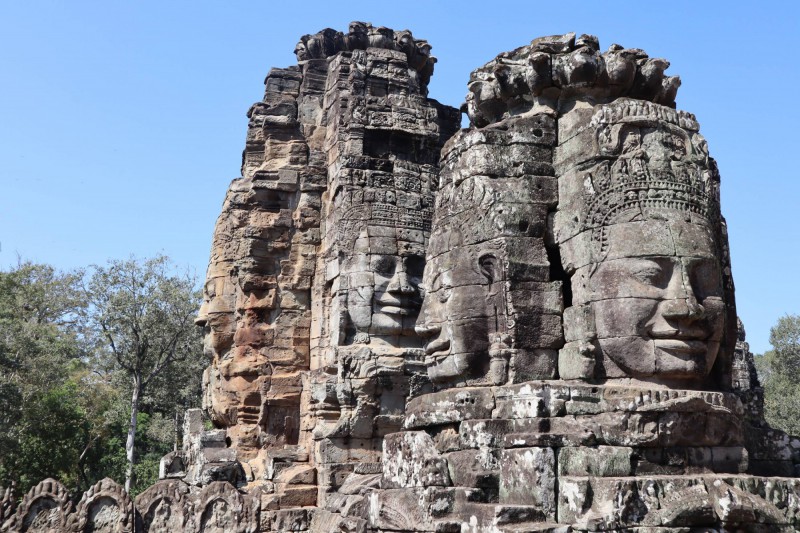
[{"xmin": 4, "ymin": 24, "xmax": 800, "ymax": 533}]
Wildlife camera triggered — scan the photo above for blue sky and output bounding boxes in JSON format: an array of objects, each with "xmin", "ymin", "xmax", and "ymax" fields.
[{"xmin": 1, "ymin": 1, "xmax": 798, "ymax": 354}]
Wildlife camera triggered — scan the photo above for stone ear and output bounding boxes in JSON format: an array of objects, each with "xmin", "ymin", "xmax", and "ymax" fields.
[{"xmin": 478, "ymin": 254, "xmax": 498, "ymax": 284}]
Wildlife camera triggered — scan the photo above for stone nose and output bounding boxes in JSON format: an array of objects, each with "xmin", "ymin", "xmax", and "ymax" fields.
[
  {"xmin": 662, "ymin": 262, "xmax": 704, "ymax": 321},
  {"xmin": 387, "ymin": 268, "xmax": 414, "ymax": 294},
  {"xmin": 195, "ymin": 302, "xmax": 209, "ymax": 327},
  {"xmin": 661, "ymin": 296, "xmax": 705, "ymax": 321},
  {"xmin": 415, "ymin": 301, "xmax": 441, "ymax": 337}
]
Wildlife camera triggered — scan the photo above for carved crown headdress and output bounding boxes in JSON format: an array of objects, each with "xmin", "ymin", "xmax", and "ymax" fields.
[{"xmin": 580, "ymin": 100, "xmax": 721, "ymax": 261}]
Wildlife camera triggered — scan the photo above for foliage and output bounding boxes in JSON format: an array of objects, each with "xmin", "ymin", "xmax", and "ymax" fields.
[
  {"xmin": 85, "ymin": 255, "xmax": 202, "ymax": 492},
  {"xmin": 0, "ymin": 257, "xmax": 204, "ymax": 497},
  {"xmin": 85, "ymin": 256, "xmax": 202, "ymax": 391},
  {"xmin": 766, "ymin": 315, "xmax": 800, "ymax": 377},
  {"xmin": 2, "ymin": 381, "xmax": 89, "ymax": 491},
  {"xmin": 0, "ymin": 262, "xmax": 89, "ymax": 492},
  {"xmin": 756, "ymin": 314, "xmax": 800, "ymax": 436}
]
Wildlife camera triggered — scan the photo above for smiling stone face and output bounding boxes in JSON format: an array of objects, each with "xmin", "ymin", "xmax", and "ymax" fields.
[
  {"xmin": 415, "ymin": 238, "xmax": 505, "ymax": 384},
  {"xmin": 580, "ymin": 219, "xmax": 725, "ymax": 380},
  {"xmin": 195, "ymin": 275, "xmax": 236, "ymax": 362},
  {"xmin": 414, "ymin": 116, "xmax": 563, "ymax": 388},
  {"xmin": 555, "ymin": 99, "xmax": 736, "ymax": 387},
  {"xmin": 343, "ymin": 225, "xmax": 426, "ymax": 342}
]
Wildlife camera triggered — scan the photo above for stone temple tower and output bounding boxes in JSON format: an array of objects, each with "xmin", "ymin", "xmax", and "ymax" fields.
[{"xmin": 193, "ymin": 21, "xmax": 459, "ymax": 513}]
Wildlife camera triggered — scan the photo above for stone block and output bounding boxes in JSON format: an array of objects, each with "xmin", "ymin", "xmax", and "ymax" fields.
[
  {"xmin": 710, "ymin": 446, "xmax": 748, "ymax": 473},
  {"xmin": 499, "ymin": 447, "xmax": 555, "ymax": 520},
  {"xmin": 270, "ymin": 508, "xmax": 310, "ymax": 532},
  {"xmin": 280, "ymin": 485, "xmax": 318, "ymax": 507},
  {"xmin": 314, "ymin": 438, "xmax": 380, "ymax": 465},
  {"xmin": 367, "ymin": 488, "xmax": 432, "ymax": 531},
  {"xmin": 443, "ymin": 449, "xmax": 499, "ymax": 494},
  {"xmin": 589, "ymin": 411, "xmax": 660, "ymax": 447},
  {"xmin": 502, "ymin": 416, "xmax": 596, "ymax": 448},
  {"xmin": 460, "ymin": 419, "xmax": 517, "ymax": 449},
  {"xmin": 492, "ymin": 382, "xmax": 569, "ymax": 419},
  {"xmin": 509, "ymin": 349, "xmax": 559, "ymax": 382},
  {"xmin": 159, "ymin": 451, "xmax": 186, "ymax": 479},
  {"xmin": 405, "ymin": 388, "xmax": 495, "ymax": 428},
  {"xmin": 429, "ymin": 424, "xmax": 463, "ymax": 453},
  {"xmin": 274, "ymin": 464, "xmax": 317, "ymax": 485},
  {"xmin": 557, "ymin": 446, "xmax": 633, "ymax": 477},
  {"xmin": 659, "ymin": 411, "xmax": 743, "ymax": 447},
  {"xmin": 382, "ymin": 432, "xmax": 451, "ymax": 488},
  {"xmin": 558, "ymin": 341, "xmax": 596, "ymax": 380},
  {"xmin": 494, "ymin": 505, "xmax": 552, "ymax": 526}
]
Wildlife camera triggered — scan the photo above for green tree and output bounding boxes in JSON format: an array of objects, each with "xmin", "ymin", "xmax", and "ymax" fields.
[
  {"xmin": 757, "ymin": 314, "xmax": 800, "ymax": 436},
  {"xmin": 85, "ymin": 255, "xmax": 202, "ymax": 493},
  {"xmin": 0, "ymin": 261, "xmax": 92, "ymax": 492},
  {"xmin": 8, "ymin": 381, "xmax": 89, "ymax": 490}
]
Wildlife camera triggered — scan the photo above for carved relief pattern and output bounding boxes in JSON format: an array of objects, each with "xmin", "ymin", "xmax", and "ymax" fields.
[
  {"xmin": 134, "ymin": 479, "xmax": 189, "ymax": 532},
  {"xmin": 65, "ymin": 478, "xmax": 133, "ymax": 533},
  {"xmin": 2, "ymin": 479, "xmax": 71, "ymax": 533}
]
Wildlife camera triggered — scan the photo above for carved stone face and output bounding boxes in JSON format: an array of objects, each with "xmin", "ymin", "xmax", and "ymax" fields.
[
  {"xmin": 343, "ymin": 227, "xmax": 425, "ymax": 342},
  {"xmin": 576, "ymin": 219, "xmax": 725, "ymax": 381},
  {"xmin": 195, "ymin": 276, "xmax": 235, "ymax": 361},
  {"xmin": 554, "ymin": 100, "xmax": 732, "ymax": 386},
  {"xmin": 294, "ymin": 39, "xmax": 310, "ymax": 61},
  {"xmin": 416, "ymin": 238, "xmax": 504, "ymax": 383}
]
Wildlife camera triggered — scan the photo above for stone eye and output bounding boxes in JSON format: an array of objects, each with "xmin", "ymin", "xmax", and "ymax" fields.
[
  {"xmin": 205, "ymin": 281, "xmax": 217, "ymax": 299},
  {"xmin": 437, "ymin": 287, "xmax": 452, "ymax": 303},
  {"xmin": 404, "ymin": 255, "xmax": 425, "ymax": 278},
  {"xmin": 373, "ymin": 256, "xmax": 396, "ymax": 275},
  {"xmin": 630, "ymin": 261, "xmax": 667, "ymax": 287},
  {"xmin": 689, "ymin": 259, "xmax": 722, "ymax": 299},
  {"xmin": 430, "ymin": 272, "xmax": 452, "ymax": 303},
  {"xmin": 479, "ymin": 254, "xmax": 497, "ymax": 284}
]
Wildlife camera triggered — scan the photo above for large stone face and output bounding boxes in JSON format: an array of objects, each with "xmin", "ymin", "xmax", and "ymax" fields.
[
  {"xmin": 358, "ymin": 31, "xmax": 798, "ymax": 533},
  {"xmin": 554, "ymin": 99, "xmax": 733, "ymax": 388},
  {"xmin": 416, "ymin": 117, "xmax": 561, "ymax": 389}
]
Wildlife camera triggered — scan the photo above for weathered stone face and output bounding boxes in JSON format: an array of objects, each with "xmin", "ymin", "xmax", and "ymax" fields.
[
  {"xmin": 196, "ymin": 275, "xmax": 235, "ymax": 362},
  {"xmin": 342, "ymin": 224, "xmax": 425, "ymax": 343},
  {"xmin": 555, "ymin": 99, "xmax": 733, "ymax": 386},
  {"xmin": 416, "ymin": 229, "xmax": 504, "ymax": 384},
  {"xmin": 587, "ymin": 222, "xmax": 725, "ymax": 380},
  {"xmin": 414, "ymin": 113, "xmax": 561, "ymax": 388}
]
